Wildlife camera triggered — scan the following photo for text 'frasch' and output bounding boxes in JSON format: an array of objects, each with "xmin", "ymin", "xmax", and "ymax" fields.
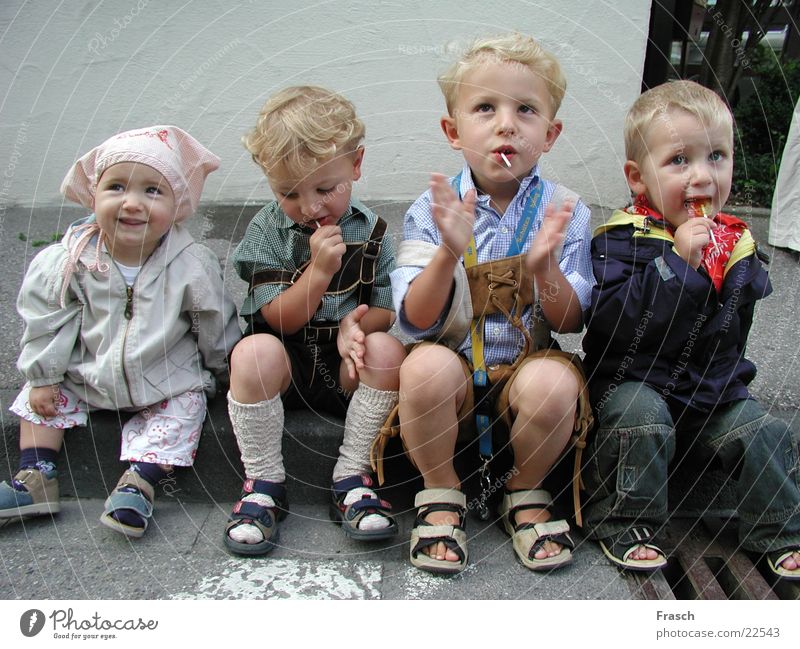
[{"xmin": 50, "ymin": 609, "xmax": 158, "ymax": 631}]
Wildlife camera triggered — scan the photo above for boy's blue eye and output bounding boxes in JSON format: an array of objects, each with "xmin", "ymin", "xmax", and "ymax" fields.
[
  {"xmin": 475, "ymin": 103, "xmax": 493, "ymax": 113},
  {"xmin": 519, "ymin": 104, "xmax": 535, "ymax": 114},
  {"xmin": 709, "ymin": 151, "xmax": 723, "ymax": 162},
  {"xmin": 670, "ymin": 154, "xmax": 687, "ymax": 165}
]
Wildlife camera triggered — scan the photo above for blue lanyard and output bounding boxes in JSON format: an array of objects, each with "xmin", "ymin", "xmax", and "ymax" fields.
[
  {"xmin": 451, "ymin": 172, "xmax": 545, "ymax": 460},
  {"xmin": 452, "ymin": 171, "xmax": 545, "ymax": 259}
]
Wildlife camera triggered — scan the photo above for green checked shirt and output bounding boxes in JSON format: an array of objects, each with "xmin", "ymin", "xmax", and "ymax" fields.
[{"xmin": 234, "ymin": 198, "xmax": 395, "ymax": 320}]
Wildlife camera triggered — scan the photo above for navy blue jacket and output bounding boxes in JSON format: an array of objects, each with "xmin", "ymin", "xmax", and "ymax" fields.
[{"xmin": 582, "ymin": 210, "xmax": 771, "ymax": 411}]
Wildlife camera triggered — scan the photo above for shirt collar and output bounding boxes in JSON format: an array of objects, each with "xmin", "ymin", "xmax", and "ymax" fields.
[{"xmin": 456, "ymin": 162, "xmax": 541, "ymax": 207}]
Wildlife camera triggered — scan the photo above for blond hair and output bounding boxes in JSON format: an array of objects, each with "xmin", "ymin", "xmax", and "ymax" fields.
[
  {"xmin": 244, "ymin": 86, "xmax": 365, "ymax": 178},
  {"xmin": 625, "ymin": 80, "xmax": 733, "ymax": 164},
  {"xmin": 438, "ymin": 33, "xmax": 566, "ymax": 116}
]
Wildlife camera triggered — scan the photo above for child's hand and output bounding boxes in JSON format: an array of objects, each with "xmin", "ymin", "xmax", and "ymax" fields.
[
  {"xmin": 673, "ymin": 218, "xmax": 716, "ymax": 269},
  {"xmin": 310, "ymin": 225, "xmax": 346, "ymax": 277},
  {"xmin": 337, "ymin": 304, "xmax": 369, "ymax": 381},
  {"xmin": 526, "ymin": 200, "xmax": 573, "ymax": 274},
  {"xmin": 430, "ymin": 173, "xmax": 476, "ymax": 259},
  {"xmin": 28, "ymin": 384, "xmax": 61, "ymax": 418}
]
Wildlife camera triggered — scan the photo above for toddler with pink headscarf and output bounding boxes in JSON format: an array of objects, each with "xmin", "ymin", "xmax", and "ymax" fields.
[{"xmin": 1, "ymin": 125, "xmax": 241, "ymax": 538}]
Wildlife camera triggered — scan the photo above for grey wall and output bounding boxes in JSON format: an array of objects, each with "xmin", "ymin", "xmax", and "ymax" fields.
[{"xmin": 0, "ymin": 1, "xmax": 649, "ymax": 210}]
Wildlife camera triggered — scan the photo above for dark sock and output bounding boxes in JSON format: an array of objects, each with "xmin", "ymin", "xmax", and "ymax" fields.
[
  {"xmin": 110, "ymin": 463, "xmax": 168, "ymax": 529},
  {"xmin": 129, "ymin": 462, "xmax": 169, "ymax": 487},
  {"xmin": 19, "ymin": 447, "xmax": 58, "ymax": 471},
  {"xmin": 13, "ymin": 448, "xmax": 59, "ymax": 491}
]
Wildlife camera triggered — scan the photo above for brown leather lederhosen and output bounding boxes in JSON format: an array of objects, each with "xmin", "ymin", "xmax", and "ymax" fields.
[{"xmin": 370, "ymin": 251, "xmax": 594, "ymax": 525}]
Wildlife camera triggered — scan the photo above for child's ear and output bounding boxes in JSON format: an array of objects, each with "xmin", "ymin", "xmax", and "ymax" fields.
[
  {"xmin": 351, "ymin": 146, "xmax": 365, "ymax": 181},
  {"xmin": 542, "ymin": 119, "xmax": 563, "ymax": 153},
  {"xmin": 440, "ymin": 115, "xmax": 462, "ymax": 150},
  {"xmin": 624, "ymin": 160, "xmax": 647, "ymax": 196}
]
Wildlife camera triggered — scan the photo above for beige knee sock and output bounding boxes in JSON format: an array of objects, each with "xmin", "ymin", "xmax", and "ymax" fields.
[
  {"xmin": 227, "ymin": 392, "xmax": 286, "ymax": 545},
  {"xmin": 227, "ymin": 391, "xmax": 285, "ymax": 483},
  {"xmin": 333, "ymin": 385, "xmax": 398, "ymax": 482}
]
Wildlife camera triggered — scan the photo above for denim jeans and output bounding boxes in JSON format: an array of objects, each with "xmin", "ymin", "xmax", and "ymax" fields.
[{"xmin": 582, "ymin": 382, "xmax": 800, "ymax": 553}]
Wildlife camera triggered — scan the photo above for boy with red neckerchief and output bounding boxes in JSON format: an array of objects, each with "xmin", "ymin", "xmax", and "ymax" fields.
[{"xmin": 581, "ymin": 80, "xmax": 800, "ymax": 579}]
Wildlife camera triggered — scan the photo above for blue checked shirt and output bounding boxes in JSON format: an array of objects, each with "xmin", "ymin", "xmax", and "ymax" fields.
[{"xmin": 390, "ymin": 163, "xmax": 594, "ymax": 366}]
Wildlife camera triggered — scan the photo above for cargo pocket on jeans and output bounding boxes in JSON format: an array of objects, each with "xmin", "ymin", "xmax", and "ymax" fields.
[
  {"xmin": 786, "ymin": 435, "xmax": 800, "ymax": 490},
  {"xmin": 587, "ymin": 429, "xmax": 626, "ymax": 509}
]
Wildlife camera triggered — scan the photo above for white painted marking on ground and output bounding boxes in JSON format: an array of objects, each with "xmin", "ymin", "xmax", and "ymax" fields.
[
  {"xmin": 401, "ymin": 564, "xmax": 474, "ymax": 598},
  {"xmin": 171, "ymin": 558, "xmax": 382, "ymax": 599}
]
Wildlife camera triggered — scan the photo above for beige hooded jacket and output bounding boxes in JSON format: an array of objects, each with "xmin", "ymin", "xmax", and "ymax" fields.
[{"xmin": 17, "ymin": 218, "xmax": 241, "ymax": 410}]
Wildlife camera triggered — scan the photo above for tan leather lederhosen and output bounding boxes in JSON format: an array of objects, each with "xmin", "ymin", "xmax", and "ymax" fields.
[
  {"xmin": 248, "ymin": 213, "xmax": 388, "ymax": 344},
  {"xmin": 370, "ymin": 250, "xmax": 594, "ymax": 526}
]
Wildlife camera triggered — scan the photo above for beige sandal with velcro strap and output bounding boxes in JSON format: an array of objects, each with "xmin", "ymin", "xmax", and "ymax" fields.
[
  {"xmin": 409, "ymin": 488, "xmax": 468, "ymax": 575},
  {"xmin": 100, "ymin": 469, "xmax": 155, "ymax": 539},
  {"xmin": 499, "ymin": 489, "xmax": 574, "ymax": 571}
]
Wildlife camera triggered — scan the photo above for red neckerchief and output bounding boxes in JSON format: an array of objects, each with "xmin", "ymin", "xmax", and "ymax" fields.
[{"xmin": 628, "ymin": 195, "xmax": 744, "ymax": 292}]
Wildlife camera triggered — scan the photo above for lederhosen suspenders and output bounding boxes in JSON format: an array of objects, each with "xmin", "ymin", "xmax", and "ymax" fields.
[
  {"xmin": 248, "ymin": 209, "xmax": 388, "ymax": 344},
  {"xmin": 453, "ymin": 173, "xmax": 545, "ymax": 519}
]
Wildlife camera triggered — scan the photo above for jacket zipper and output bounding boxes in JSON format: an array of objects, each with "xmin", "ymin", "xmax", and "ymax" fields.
[
  {"xmin": 111, "ymin": 262, "xmax": 137, "ymax": 405},
  {"xmin": 125, "ymin": 285, "xmax": 134, "ymax": 320}
]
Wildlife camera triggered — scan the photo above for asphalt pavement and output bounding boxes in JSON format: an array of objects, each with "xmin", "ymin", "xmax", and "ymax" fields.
[{"xmin": 0, "ymin": 201, "xmax": 798, "ymax": 600}]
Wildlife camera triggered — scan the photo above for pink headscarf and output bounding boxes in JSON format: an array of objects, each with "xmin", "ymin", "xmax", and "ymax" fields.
[
  {"xmin": 61, "ymin": 125, "xmax": 220, "ymax": 222},
  {"xmin": 57, "ymin": 125, "xmax": 220, "ymax": 306}
]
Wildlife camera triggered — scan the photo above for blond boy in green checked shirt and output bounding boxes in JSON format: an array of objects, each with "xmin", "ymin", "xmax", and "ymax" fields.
[{"xmin": 223, "ymin": 86, "xmax": 405, "ymax": 556}]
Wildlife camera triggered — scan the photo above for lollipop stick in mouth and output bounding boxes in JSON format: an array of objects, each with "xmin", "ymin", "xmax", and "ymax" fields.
[{"xmin": 500, "ymin": 152, "xmax": 511, "ymax": 168}]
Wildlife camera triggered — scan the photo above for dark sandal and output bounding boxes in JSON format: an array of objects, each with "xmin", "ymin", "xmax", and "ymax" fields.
[
  {"xmin": 409, "ymin": 488, "xmax": 468, "ymax": 575},
  {"xmin": 329, "ymin": 475, "xmax": 397, "ymax": 541},
  {"xmin": 599, "ymin": 526, "xmax": 668, "ymax": 572},
  {"xmin": 498, "ymin": 489, "xmax": 574, "ymax": 571},
  {"xmin": 765, "ymin": 548, "xmax": 800, "ymax": 580},
  {"xmin": 99, "ymin": 469, "xmax": 155, "ymax": 539},
  {"xmin": 223, "ymin": 479, "xmax": 287, "ymax": 557}
]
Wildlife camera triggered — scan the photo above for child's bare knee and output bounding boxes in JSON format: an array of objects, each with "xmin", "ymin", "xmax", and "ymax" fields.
[
  {"xmin": 400, "ymin": 345, "xmax": 462, "ymax": 400},
  {"xmin": 364, "ymin": 332, "xmax": 406, "ymax": 370},
  {"xmin": 231, "ymin": 335, "xmax": 288, "ymax": 383},
  {"xmin": 510, "ymin": 360, "xmax": 579, "ymax": 415}
]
